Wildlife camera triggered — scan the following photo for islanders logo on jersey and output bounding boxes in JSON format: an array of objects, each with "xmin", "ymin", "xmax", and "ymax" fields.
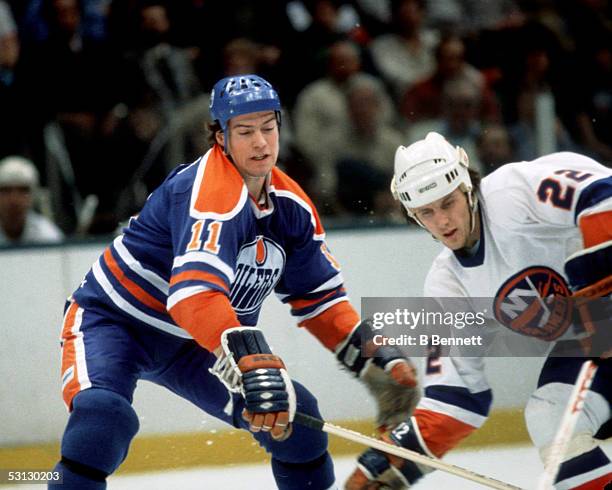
[
  {"xmin": 493, "ymin": 266, "xmax": 572, "ymax": 341},
  {"xmin": 230, "ymin": 236, "xmax": 285, "ymax": 314}
]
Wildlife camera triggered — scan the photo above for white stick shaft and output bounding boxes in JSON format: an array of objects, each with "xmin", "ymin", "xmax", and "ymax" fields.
[
  {"xmin": 536, "ymin": 360, "xmax": 599, "ymax": 490},
  {"xmin": 320, "ymin": 420, "xmax": 523, "ymax": 489}
]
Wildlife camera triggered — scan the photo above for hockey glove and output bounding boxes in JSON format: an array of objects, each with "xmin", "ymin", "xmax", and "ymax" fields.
[
  {"xmin": 344, "ymin": 418, "xmax": 433, "ymax": 490},
  {"xmin": 564, "ymin": 240, "xmax": 612, "ymax": 357},
  {"xmin": 336, "ymin": 320, "xmax": 419, "ymax": 429},
  {"xmin": 210, "ymin": 327, "xmax": 296, "ymax": 441}
]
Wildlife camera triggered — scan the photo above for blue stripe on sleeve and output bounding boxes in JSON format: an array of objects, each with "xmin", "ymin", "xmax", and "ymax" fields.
[
  {"xmin": 424, "ymin": 385, "xmax": 493, "ymax": 417},
  {"xmin": 575, "ymin": 176, "xmax": 612, "ymax": 223}
]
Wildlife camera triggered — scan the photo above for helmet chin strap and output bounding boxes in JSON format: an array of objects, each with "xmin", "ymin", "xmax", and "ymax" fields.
[
  {"xmin": 222, "ymin": 131, "xmax": 231, "ymax": 156},
  {"xmin": 467, "ymin": 191, "xmax": 479, "ymax": 234}
]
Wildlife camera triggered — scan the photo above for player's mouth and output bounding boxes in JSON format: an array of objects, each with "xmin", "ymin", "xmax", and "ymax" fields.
[
  {"xmin": 252, "ymin": 154, "xmax": 269, "ymax": 161},
  {"xmin": 443, "ymin": 229, "xmax": 457, "ymax": 239}
]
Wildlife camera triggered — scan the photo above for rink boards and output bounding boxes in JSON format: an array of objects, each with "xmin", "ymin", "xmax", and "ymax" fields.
[{"xmin": 0, "ymin": 227, "xmax": 543, "ymax": 472}]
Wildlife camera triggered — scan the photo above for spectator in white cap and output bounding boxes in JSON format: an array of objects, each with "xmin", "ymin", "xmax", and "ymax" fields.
[{"xmin": 0, "ymin": 156, "xmax": 64, "ymax": 245}]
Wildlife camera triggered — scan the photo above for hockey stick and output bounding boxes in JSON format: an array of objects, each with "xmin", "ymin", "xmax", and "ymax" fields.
[
  {"xmin": 535, "ymin": 360, "xmax": 599, "ymax": 490},
  {"xmin": 572, "ymin": 274, "xmax": 612, "ymax": 299},
  {"xmin": 294, "ymin": 412, "xmax": 524, "ymax": 490}
]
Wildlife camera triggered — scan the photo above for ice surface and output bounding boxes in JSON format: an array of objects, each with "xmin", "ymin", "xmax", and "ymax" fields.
[{"xmin": 3, "ymin": 442, "xmax": 610, "ymax": 489}]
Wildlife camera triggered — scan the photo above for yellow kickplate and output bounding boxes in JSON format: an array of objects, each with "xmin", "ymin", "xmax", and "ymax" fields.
[{"xmin": 0, "ymin": 409, "xmax": 527, "ymax": 477}]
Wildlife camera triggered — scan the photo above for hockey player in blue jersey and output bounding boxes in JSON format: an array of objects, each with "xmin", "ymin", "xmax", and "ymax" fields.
[{"xmin": 48, "ymin": 74, "xmax": 418, "ymax": 490}]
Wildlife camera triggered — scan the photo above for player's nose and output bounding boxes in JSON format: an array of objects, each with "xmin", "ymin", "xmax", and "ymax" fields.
[
  {"xmin": 252, "ymin": 129, "xmax": 267, "ymax": 148},
  {"xmin": 434, "ymin": 210, "xmax": 451, "ymax": 228}
]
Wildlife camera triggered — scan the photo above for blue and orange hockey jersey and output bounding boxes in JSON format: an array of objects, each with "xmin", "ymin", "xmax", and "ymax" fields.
[{"xmin": 72, "ymin": 145, "xmax": 358, "ymax": 351}]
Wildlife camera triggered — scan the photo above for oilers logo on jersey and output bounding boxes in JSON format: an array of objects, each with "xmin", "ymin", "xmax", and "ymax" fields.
[
  {"xmin": 494, "ymin": 265, "xmax": 572, "ymax": 341},
  {"xmin": 230, "ymin": 236, "xmax": 285, "ymax": 314}
]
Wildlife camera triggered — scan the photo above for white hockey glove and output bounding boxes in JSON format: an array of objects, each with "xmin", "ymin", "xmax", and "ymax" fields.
[
  {"xmin": 336, "ymin": 320, "xmax": 419, "ymax": 429},
  {"xmin": 210, "ymin": 327, "xmax": 296, "ymax": 441}
]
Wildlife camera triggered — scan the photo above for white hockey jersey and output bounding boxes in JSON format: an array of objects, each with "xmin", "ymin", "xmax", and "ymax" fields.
[{"xmin": 412, "ymin": 152, "xmax": 612, "ymax": 456}]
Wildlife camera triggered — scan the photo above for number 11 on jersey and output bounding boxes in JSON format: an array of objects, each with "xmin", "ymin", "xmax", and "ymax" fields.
[{"xmin": 186, "ymin": 220, "xmax": 223, "ymax": 254}]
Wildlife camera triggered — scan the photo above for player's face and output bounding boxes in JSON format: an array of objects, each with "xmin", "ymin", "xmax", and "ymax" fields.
[
  {"xmin": 218, "ymin": 111, "xmax": 279, "ymax": 192},
  {"xmin": 412, "ymin": 188, "xmax": 478, "ymax": 250}
]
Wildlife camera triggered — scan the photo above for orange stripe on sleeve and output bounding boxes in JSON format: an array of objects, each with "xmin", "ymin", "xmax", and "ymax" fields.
[
  {"xmin": 169, "ymin": 290, "xmax": 239, "ymax": 351},
  {"xmin": 61, "ymin": 301, "xmax": 79, "ymax": 339},
  {"xmin": 299, "ymin": 301, "xmax": 359, "ymax": 351},
  {"xmin": 170, "ymin": 270, "xmax": 229, "ymax": 293},
  {"xmin": 60, "ymin": 302, "xmax": 81, "ymax": 411},
  {"xmin": 62, "ymin": 341, "xmax": 80, "ymax": 411},
  {"xmin": 288, "ymin": 288, "xmax": 344, "ymax": 311},
  {"xmin": 579, "ymin": 210, "xmax": 612, "ymax": 248},
  {"xmin": 103, "ymin": 248, "xmax": 166, "ymax": 313},
  {"xmin": 412, "ymin": 408, "xmax": 478, "ymax": 458}
]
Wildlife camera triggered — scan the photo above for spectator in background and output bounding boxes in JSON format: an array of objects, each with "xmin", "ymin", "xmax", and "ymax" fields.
[
  {"xmin": 0, "ymin": 156, "xmax": 64, "ymax": 245},
  {"xmin": 293, "ymin": 40, "xmax": 394, "ymax": 213},
  {"xmin": 573, "ymin": 42, "xmax": 612, "ymax": 165},
  {"xmin": 476, "ymin": 122, "xmax": 515, "ymax": 174},
  {"xmin": 407, "ymin": 77, "xmax": 488, "ymax": 175},
  {"xmin": 217, "ymin": 37, "xmax": 283, "ymax": 96},
  {"xmin": 427, "ymin": 0, "xmax": 523, "ymax": 35},
  {"xmin": 496, "ymin": 23, "xmax": 578, "ymax": 161},
  {"xmin": 17, "ymin": 0, "xmax": 121, "ymax": 210},
  {"xmin": 400, "ymin": 33, "xmax": 500, "ymax": 126},
  {"xmin": 19, "ymin": 0, "xmax": 110, "ymax": 45},
  {"xmin": 101, "ymin": 0, "xmax": 204, "ymax": 227},
  {"xmin": 0, "ymin": 1, "xmax": 28, "ymax": 158},
  {"xmin": 125, "ymin": 1, "xmax": 201, "ymax": 116},
  {"xmin": 0, "ymin": 0, "xmax": 18, "ymax": 86},
  {"xmin": 0, "ymin": 1, "xmax": 17, "ymax": 75},
  {"xmin": 333, "ymin": 74, "xmax": 404, "ymax": 219},
  {"xmin": 281, "ymin": 0, "xmax": 349, "ymax": 105},
  {"xmin": 222, "ymin": 37, "xmax": 261, "ymax": 76},
  {"xmin": 368, "ymin": 0, "xmax": 438, "ymax": 101}
]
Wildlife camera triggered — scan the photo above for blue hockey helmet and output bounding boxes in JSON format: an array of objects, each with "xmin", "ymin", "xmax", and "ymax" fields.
[{"xmin": 209, "ymin": 74, "xmax": 281, "ymax": 133}]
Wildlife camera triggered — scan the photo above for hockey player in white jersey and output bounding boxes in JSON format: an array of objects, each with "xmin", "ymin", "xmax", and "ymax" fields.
[{"xmin": 346, "ymin": 132, "xmax": 611, "ymax": 489}]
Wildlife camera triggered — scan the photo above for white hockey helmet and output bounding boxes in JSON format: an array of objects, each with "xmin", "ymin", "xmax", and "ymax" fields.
[{"xmin": 391, "ymin": 132, "xmax": 472, "ymax": 220}]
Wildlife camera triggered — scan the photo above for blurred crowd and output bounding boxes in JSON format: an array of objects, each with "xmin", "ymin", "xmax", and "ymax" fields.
[{"xmin": 0, "ymin": 0, "xmax": 610, "ymax": 245}]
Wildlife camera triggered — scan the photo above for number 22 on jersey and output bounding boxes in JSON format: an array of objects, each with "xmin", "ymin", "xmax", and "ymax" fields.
[
  {"xmin": 537, "ymin": 169, "xmax": 592, "ymax": 210},
  {"xmin": 186, "ymin": 220, "xmax": 222, "ymax": 254}
]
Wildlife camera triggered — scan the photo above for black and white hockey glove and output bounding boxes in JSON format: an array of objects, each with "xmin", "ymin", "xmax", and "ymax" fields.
[
  {"xmin": 564, "ymin": 240, "xmax": 612, "ymax": 357},
  {"xmin": 345, "ymin": 418, "xmax": 434, "ymax": 490},
  {"xmin": 336, "ymin": 320, "xmax": 419, "ymax": 429},
  {"xmin": 210, "ymin": 327, "xmax": 296, "ymax": 440}
]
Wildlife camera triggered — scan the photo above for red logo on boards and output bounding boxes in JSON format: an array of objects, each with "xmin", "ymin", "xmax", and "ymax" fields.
[{"xmin": 494, "ymin": 266, "xmax": 572, "ymax": 341}]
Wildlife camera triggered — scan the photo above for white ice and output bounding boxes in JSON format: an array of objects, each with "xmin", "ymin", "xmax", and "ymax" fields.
[{"xmin": 3, "ymin": 442, "xmax": 610, "ymax": 489}]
